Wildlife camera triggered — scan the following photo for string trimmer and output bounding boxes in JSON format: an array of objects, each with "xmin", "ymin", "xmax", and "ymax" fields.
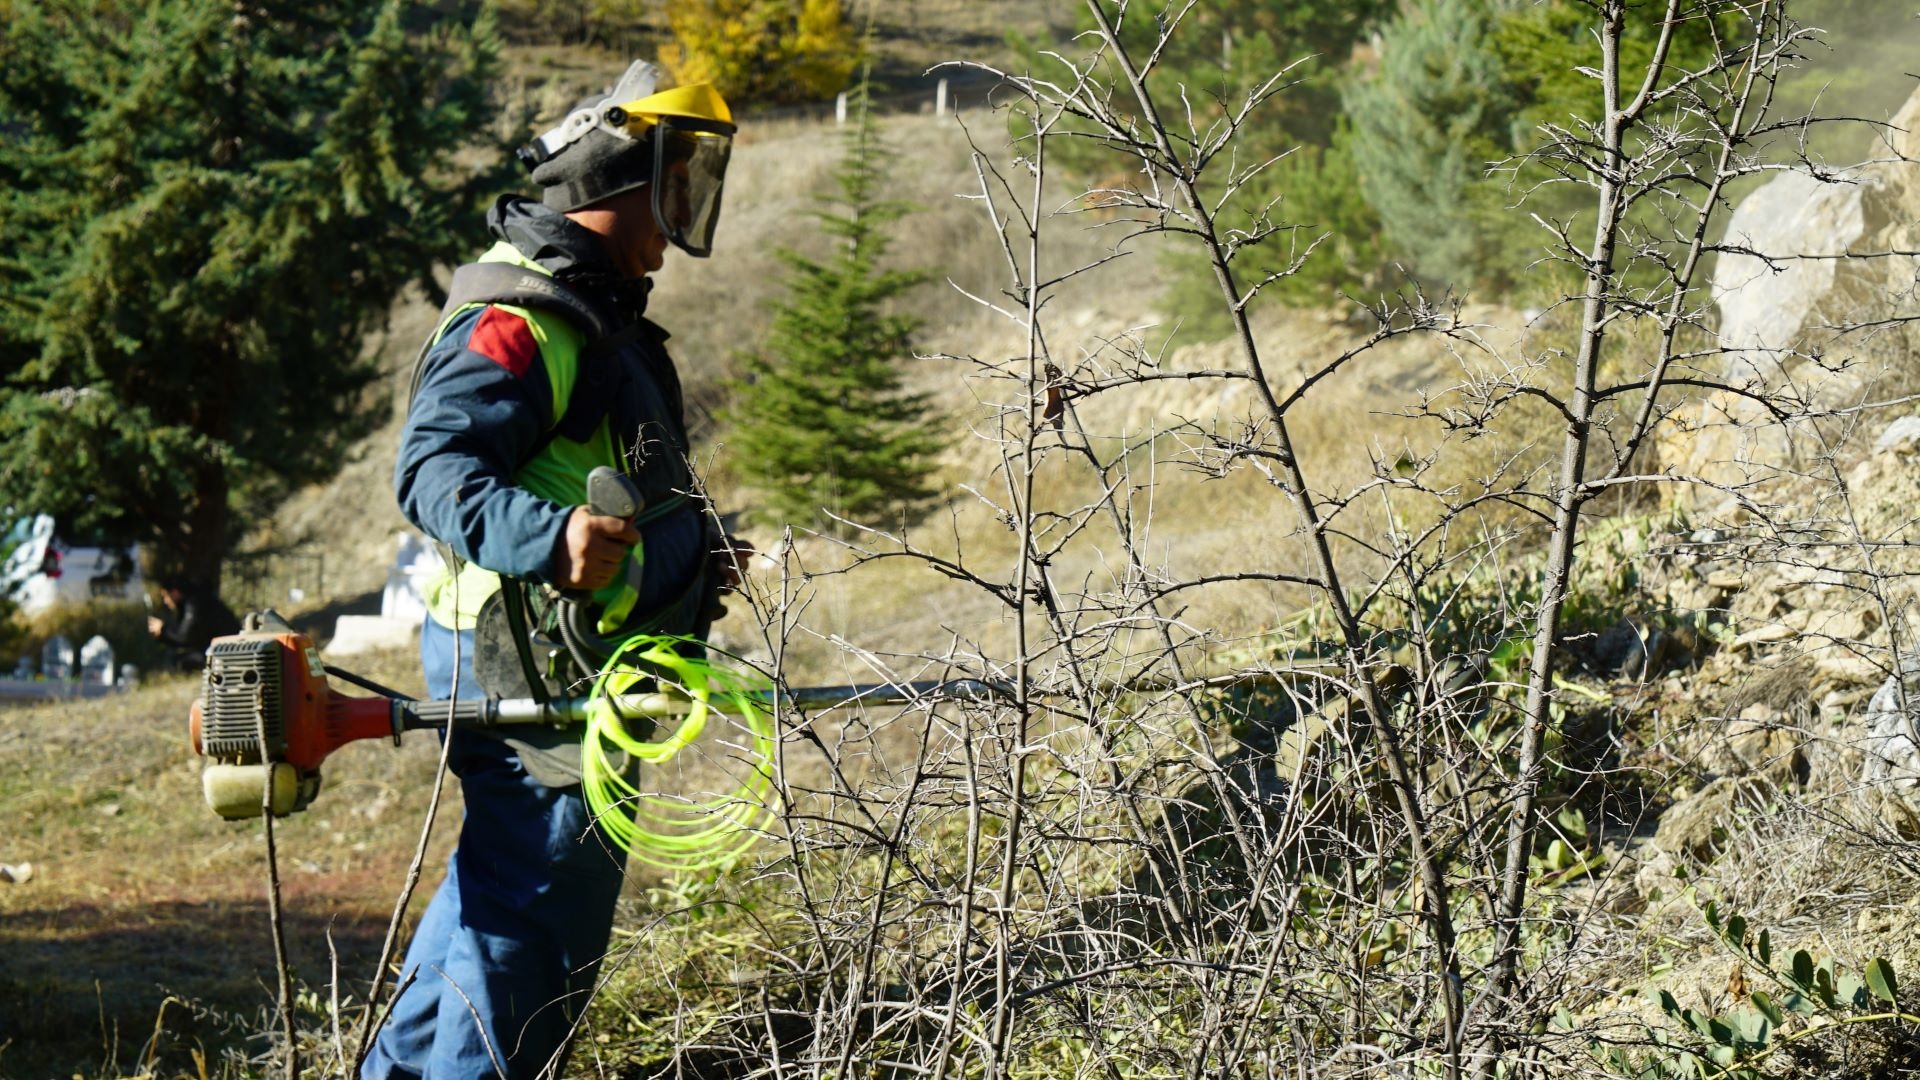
[
  {"xmin": 185, "ymin": 608, "xmax": 1007, "ymax": 870},
  {"xmin": 186, "ymin": 614, "xmax": 1005, "ymax": 819}
]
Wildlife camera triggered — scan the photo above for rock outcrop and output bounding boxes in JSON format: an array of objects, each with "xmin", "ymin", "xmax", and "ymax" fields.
[{"xmin": 1680, "ymin": 87, "xmax": 1920, "ymax": 478}]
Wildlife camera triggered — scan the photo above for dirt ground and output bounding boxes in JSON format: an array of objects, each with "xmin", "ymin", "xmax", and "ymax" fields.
[{"xmin": 0, "ymin": 647, "xmax": 463, "ymax": 1077}]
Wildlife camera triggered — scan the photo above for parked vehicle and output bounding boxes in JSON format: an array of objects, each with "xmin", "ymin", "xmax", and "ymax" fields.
[{"xmin": 0, "ymin": 514, "xmax": 144, "ymax": 617}]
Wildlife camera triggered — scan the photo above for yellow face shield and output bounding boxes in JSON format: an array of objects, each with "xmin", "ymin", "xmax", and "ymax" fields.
[{"xmin": 603, "ymin": 92, "xmax": 735, "ymax": 259}]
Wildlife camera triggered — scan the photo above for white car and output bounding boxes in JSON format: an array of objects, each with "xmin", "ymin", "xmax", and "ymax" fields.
[{"xmin": 1, "ymin": 514, "xmax": 144, "ymax": 617}]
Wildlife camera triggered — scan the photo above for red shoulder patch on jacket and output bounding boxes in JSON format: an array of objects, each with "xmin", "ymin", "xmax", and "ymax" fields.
[{"xmin": 467, "ymin": 306, "xmax": 538, "ymax": 377}]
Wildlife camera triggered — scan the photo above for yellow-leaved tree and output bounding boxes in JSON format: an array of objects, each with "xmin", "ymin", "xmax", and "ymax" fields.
[{"xmin": 662, "ymin": 0, "xmax": 858, "ymax": 105}]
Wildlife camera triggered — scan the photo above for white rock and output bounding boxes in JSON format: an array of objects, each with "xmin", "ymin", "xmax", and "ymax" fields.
[
  {"xmin": 1732, "ymin": 622, "xmax": 1793, "ymax": 648},
  {"xmin": 328, "ymin": 615, "xmax": 419, "ymax": 656},
  {"xmin": 1712, "ymin": 168, "xmax": 1868, "ymax": 385},
  {"xmin": 1815, "ymin": 651, "xmax": 1884, "ymax": 686},
  {"xmin": 1861, "ymin": 671, "xmax": 1920, "ymax": 797},
  {"xmin": 1875, "ymin": 415, "xmax": 1920, "ymax": 456}
]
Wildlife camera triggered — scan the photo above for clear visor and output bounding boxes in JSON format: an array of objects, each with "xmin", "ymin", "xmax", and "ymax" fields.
[{"xmin": 651, "ymin": 121, "xmax": 732, "ymax": 258}]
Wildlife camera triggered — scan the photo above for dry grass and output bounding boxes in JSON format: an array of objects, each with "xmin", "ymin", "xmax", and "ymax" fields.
[
  {"xmin": 0, "ymin": 646, "xmax": 461, "ymax": 1076},
  {"xmin": 718, "ymin": 294, "xmax": 1565, "ymax": 683},
  {"xmin": 24, "ymin": 20, "xmax": 1886, "ymax": 1076}
]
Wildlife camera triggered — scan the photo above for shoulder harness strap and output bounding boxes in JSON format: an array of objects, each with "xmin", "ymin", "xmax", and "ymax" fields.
[{"xmin": 403, "ymin": 262, "xmax": 706, "ymax": 650}]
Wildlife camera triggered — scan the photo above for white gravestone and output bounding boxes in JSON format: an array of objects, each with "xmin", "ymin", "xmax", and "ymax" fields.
[
  {"xmin": 79, "ymin": 635, "xmax": 115, "ymax": 686},
  {"xmin": 331, "ymin": 532, "xmax": 438, "ymax": 656},
  {"xmin": 41, "ymin": 635, "xmax": 73, "ymax": 681}
]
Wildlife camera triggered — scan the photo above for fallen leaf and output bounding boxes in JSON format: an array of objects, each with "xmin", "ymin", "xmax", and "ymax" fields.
[{"xmin": 1042, "ymin": 362, "xmax": 1065, "ymax": 430}]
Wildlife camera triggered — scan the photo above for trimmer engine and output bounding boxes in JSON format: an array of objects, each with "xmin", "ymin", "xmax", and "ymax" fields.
[
  {"xmin": 189, "ymin": 616, "xmax": 401, "ymax": 819},
  {"xmin": 188, "ymin": 611, "xmax": 674, "ymax": 820}
]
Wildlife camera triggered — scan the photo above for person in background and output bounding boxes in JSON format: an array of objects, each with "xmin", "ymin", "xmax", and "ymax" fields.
[{"xmin": 146, "ymin": 577, "xmax": 240, "ymax": 670}]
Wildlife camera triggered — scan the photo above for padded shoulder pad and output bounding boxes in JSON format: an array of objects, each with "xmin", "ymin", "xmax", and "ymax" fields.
[
  {"xmin": 441, "ymin": 262, "xmax": 615, "ymax": 340},
  {"xmin": 406, "ymin": 261, "xmax": 613, "ymax": 414}
]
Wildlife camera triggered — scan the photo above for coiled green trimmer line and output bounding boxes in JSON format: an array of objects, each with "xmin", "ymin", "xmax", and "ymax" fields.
[{"xmin": 580, "ymin": 635, "xmax": 776, "ymax": 872}]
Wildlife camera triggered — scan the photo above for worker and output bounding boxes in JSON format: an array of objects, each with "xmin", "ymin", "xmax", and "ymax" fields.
[
  {"xmin": 364, "ymin": 61, "xmax": 746, "ymax": 1079},
  {"xmin": 145, "ymin": 577, "xmax": 240, "ymax": 671}
]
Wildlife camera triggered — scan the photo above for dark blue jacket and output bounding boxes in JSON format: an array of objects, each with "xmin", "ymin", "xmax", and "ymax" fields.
[{"xmin": 395, "ymin": 195, "xmax": 707, "ymax": 629}]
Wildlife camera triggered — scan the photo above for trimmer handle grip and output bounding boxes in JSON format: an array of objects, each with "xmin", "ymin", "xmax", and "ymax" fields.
[
  {"xmin": 560, "ymin": 466, "xmax": 645, "ymax": 602},
  {"xmin": 586, "ymin": 465, "xmax": 644, "ymax": 521},
  {"xmin": 559, "ymin": 466, "xmax": 646, "ymax": 664}
]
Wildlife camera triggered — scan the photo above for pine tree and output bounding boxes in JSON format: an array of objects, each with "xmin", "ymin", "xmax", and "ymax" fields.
[
  {"xmin": 1344, "ymin": 0, "xmax": 1517, "ymax": 292},
  {"xmin": 0, "ymin": 0, "xmax": 507, "ymax": 586},
  {"xmin": 1028, "ymin": 1, "xmax": 1395, "ymax": 326},
  {"xmin": 1069, "ymin": 0, "xmax": 1396, "ymax": 147},
  {"xmin": 725, "ymin": 84, "xmax": 942, "ymax": 532},
  {"xmin": 1345, "ymin": 0, "xmax": 1745, "ymax": 294}
]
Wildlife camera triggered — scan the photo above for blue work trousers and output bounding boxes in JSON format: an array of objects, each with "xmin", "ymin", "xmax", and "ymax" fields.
[{"xmin": 361, "ymin": 620, "xmax": 630, "ymax": 1080}]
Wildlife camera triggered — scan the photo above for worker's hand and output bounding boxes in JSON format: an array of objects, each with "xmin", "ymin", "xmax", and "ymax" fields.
[
  {"xmin": 711, "ymin": 534, "xmax": 755, "ymax": 592},
  {"xmin": 553, "ymin": 506, "xmax": 639, "ymax": 591},
  {"xmin": 146, "ymin": 615, "xmax": 164, "ymax": 638}
]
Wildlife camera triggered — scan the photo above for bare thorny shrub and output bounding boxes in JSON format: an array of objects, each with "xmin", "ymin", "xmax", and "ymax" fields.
[
  {"xmin": 543, "ymin": 2, "xmax": 1920, "ymax": 1078},
  {"xmin": 242, "ymin": 2, "xmax": 1920, "ymax": 1078}
]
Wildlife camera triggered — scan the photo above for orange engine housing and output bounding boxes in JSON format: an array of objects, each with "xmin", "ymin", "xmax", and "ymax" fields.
[{"xmin": 189, "ymin": 626, "xmax": 398, "ymax": 776}]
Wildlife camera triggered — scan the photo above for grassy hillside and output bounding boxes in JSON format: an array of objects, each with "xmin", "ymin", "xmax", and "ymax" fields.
[
  {"xmin": 21, "ymin": 8, "xmax": 1920, "ymax": 1077},
  {"xmin": 265, "ymin": 79, "xmax": 1524, "ymax": 673},
  {"xmin": 0, "ymin": 64, "xmax": 1502, "ymax": 1076}
]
